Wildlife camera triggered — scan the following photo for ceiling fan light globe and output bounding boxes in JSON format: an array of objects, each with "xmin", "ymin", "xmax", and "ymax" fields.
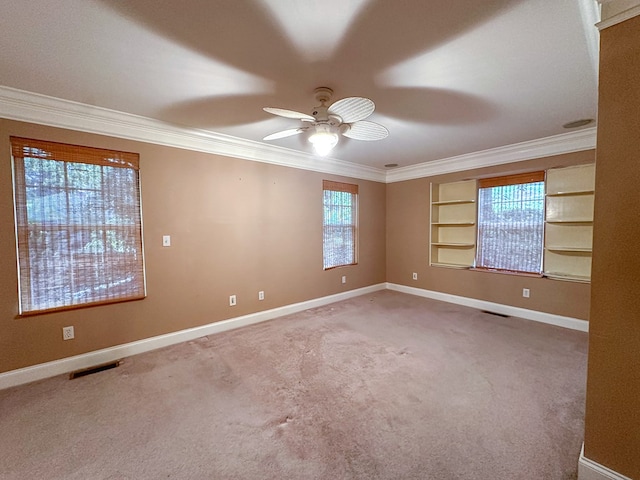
[{"xmin": 309, "ymin": 131, "xmax": 338, "ymax": 156}]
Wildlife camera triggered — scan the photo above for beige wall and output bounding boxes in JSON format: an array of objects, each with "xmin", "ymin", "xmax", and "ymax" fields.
[
  {"xmin": 0, "ymin": 118, "xmax": 598, "ymax": 376},
  {"xmin": 0, "ymin": 119, "xmax": 387, "ymax": 373},
  {"xmin": 584, "ymin": 15, "xmax": 640, "ymax": 478},
  {"xmin": 386, "ymin": 151, "xmax": 595, "ymax": 320}
]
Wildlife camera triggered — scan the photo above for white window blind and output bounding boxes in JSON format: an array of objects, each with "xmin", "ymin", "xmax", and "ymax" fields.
[
  {"xmin": 475, "ymin": 172, "xmax": 545, "ymax": 274},
  {"xmin": 11, "ymin": 137, "xmax": 146, "ymax": 314},
  {"xmin": 323, "ymin": 180, "xmax": 358, "ymax": 270}
]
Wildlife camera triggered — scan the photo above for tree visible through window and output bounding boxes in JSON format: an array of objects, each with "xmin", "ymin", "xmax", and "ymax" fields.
[
  {"xmin": 475, "ymin": 172, "xmax": 545, "ymax": 274},
  {"xmin": 11, "ymin": 137, "xmax": 145, "ymax": 314},
  {"xmin": 323, "ymin": 180, "xmax": 358, "ymax": 270}
]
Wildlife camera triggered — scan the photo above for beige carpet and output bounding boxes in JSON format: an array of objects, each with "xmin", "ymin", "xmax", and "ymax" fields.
[{"xmin": 0, "ymin": 290, "xmax": 587, "ymax": 479}]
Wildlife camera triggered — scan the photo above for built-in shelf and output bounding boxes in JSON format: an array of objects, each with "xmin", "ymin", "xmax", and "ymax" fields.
[
  {"xmin": 546, "ymin": 246, "xmax": 592, "ymax": 253},
  {"xmin": 431, "ymin": 199, "xmax": 476, "ymax": 206},
  {"xmin": 546, "ymin": 190, "xmax": 594, "ymax": 197},
  {"xmin": 430, "ymin": 179, "xmax": 477, "ymax": 268},
  {"xmin": 431, "ymin": 242, "xmax": 475, "ymax": 247},
  {"xmin": 545, "ymin": 272, "xmax": 592, "ymax": 283},
  {"xmin": 544, "ymin": 164, "xmax": 595, "ymax": 282},
  {"xmin": 430, "ymin": 262, "xmax": 470, "ymax": 269},
  {"xmin": 428, "ymin": 165, "xmax": 596, "ymax": 279},
  {"xmin": 430, "ymin": 222, "xmax": 476, "ymax": 226},
  {"xmin": 546, "ymin": 219, "xmax": 593, "ymax": 224}
]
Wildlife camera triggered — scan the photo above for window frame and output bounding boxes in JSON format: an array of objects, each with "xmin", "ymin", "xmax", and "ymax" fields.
[
  {"xmin": 11, "ymin": 137, "xmax": 146, "ymax": 315},
  {"xmin": 474, "ymin": 172, "xmax": 546, "ymax": 275},
  {"xmin": 322, "ymin": 180, "xmax": 358, "ymax": 270}
]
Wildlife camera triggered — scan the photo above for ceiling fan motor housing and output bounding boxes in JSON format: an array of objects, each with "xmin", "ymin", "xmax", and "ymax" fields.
[
  {"xmin": 314, "ymin": 87, "xmax": 333, "ymax": 104},
  {"xmin": 312, "ymin": 105, "xmax": 342, "ymax": 126},
  {"xmin": 262, "ymin": 86, "xmax": 388, "ymax": 148},
  {"xmin": 312, "ymin": 88, "xmax": 340, "ymax": 125}
]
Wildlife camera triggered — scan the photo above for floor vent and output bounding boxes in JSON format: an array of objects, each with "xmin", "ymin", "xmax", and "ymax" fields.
[
  {"xmin": 481, "ymin": 310, "xmax": 510, "ymax": 318},
  {"xmin": 69, "ymin": 360, "xmax": 120, "ymax": 380}
]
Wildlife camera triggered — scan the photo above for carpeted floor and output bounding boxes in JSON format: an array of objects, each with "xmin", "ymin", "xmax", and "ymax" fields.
[{"xmin": 0, "ymin": 290, "xmax": 588, "ymax": 479}]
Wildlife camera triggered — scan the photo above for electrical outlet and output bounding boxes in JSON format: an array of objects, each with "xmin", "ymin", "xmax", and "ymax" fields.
[
  {"xmin": 341, "ymin": 275, "xmax": 346, "ymax": 284},
  {"xmin": 62, "ymin": 326, "xmax": 74, "ymax": 340},
  {"xmin": 229, "ymin": 294, "xmax": 237, "ymax": 306},
  {"xmin": 412, "ymin": 272, "xmax": 418, "ymax": 280},
  {"xmin": 258, "ymin": 291, "xmax": 264, "ymax": 301},
  {"xmin": 162, "ymin": 235, "xmax": 171, "ymax": 247},
  {"xmin": 522, "ymin": 288, "xmax": 530, "ymax": 298}
]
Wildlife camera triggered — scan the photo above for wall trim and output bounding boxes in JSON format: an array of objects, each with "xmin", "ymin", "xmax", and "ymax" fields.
[
  {"xmin": 579, "ymin": 444, "xmax": 633, "ymax": 480},
  {"xmin": 0, "ymin": 86, "xmax": 386, "ymax": 183},
  {"xmin": 597, "ymin": 2, "xmax": 640, "ymax": 29},
  {"xmin": 0, "ymin": 283, "xmax": 386, "ymax": 391},
  {"xmin": 386, "ymin": 283, "xmax": 589, "ymax": 332},
  {"xmin": 385, "ymin": 128, "xmax": 597, "ymax": 183},
  {"xmin": 1, "ymin": 86, "xmax": 596, "ymax": 184}
]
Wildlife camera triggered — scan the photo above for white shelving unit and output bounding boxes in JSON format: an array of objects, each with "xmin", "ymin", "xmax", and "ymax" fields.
[
  {"xmin": 430, "ymin": 180, "xmax": 477, "ymax": 268},
  {"xmin": 544, "ymin": 164, "xmax": 595, "ymax": 282}
]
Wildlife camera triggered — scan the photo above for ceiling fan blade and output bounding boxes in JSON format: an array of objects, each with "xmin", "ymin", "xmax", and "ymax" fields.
[
  {"xmin": 263, "ymin": 127, "xmax": 308, "ymax": 141},
  {"xmin": 342, "ymin": 121, "xmax": 389, "ymax": 141},
  {"xmin": 263, "ymin": 107, "xmax": 315, "ymax": 122},
  {"xmin": 328, "ymin": 97, "xmax": 375, "ymax": 123}
]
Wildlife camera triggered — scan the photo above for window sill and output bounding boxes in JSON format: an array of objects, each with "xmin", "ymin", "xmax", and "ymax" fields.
[
  {"xmin": 469, "ymin": 268, "xmax": 544, "ymax": 278},
  {"xmin": 323, "ymin": 263, "xmax": 358, "ymax": 271},
  {"xmin": 17, "ymin": 295, "xmax": 146, "ymax": 318}
]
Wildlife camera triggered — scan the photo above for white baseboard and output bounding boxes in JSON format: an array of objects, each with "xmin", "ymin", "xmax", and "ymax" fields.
[
  {"xmin": 0, "ymin": 284, "xmax": 385, "ymax": 390},
  {"xmin": 579, "ymin": 444, "xmax": 632, "ymax": 480},
  {"xmin": 386, "ymin": 283, "xmax": 589, "ymax": 332},
  {"xmin": 0, "ymin": 282, "xmax": 589, "ymax": 390}
]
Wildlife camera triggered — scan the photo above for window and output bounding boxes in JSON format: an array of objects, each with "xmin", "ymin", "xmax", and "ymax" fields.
[
  {"xmin": 11, "ymin": 137, "xmax": 145, "ymax": 314},
  {"xmin": 322, "ymin": 180, "xmax": 358, "ymax": 270},
  {"xmin": 475, "ymin": 172, "xmax": 545, "ymax": 274}
]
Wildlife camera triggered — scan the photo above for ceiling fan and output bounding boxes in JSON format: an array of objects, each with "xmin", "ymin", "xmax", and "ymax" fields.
[{"xmin": 263, "ymin": 87, "xmax": 389, "ymax": 156}]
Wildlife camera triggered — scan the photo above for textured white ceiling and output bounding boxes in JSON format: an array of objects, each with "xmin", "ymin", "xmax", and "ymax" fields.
[{"xmin": 0, "ymin": 0, "xmax": 599, "ymax": 170}]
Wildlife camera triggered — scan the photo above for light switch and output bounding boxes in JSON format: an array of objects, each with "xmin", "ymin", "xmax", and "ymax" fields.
[{"xmin": 162, "ymin": 235, "xmax": 171, "ymax": 247}]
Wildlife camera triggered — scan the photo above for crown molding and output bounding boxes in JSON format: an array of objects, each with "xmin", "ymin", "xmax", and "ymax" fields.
[
  {"xmin": 0, "ymin": 86, "xmax": 386, "ymax": 183},
  {"xmin": 1, "ymin": 86, "xmax": 596, "ymax": 184},
  {"xmin": 385, "ymin": 127, "xmax": 597, "ymax": 183},
  {"xmin": 597, "ymin": 0, "xmax": 640, "ymax": 29}
]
